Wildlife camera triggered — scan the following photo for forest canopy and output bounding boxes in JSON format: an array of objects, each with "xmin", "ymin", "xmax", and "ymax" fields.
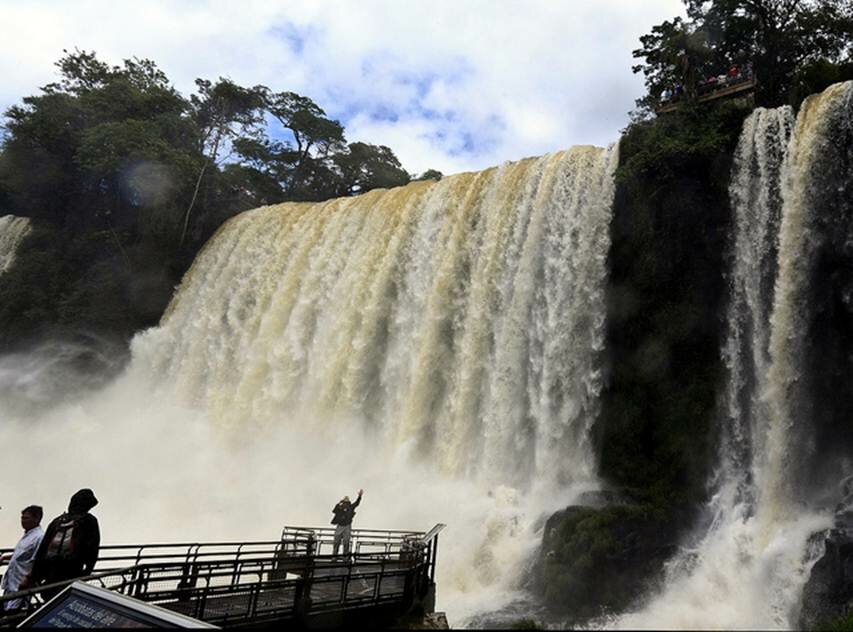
[
  {"xmin": 0, "ymin": 49, "xmax": 423, "ymax": 242},
  {"xmin": 0, "ymin": 50, "xmax": 436, "ymax": 348}
]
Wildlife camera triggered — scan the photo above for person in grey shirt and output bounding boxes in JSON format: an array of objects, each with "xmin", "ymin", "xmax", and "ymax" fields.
[{"xmin": 1, "ymin": 506, "xmax": 44, "ymax": 612}]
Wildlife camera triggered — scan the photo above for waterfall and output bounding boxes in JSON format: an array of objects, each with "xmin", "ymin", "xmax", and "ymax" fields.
[
  {"xmin": 615, "ymin": 82, "xmax": 852, "ymax": 630},
  {"xmin": 761, "ymin": 81, "xmax": 853, "ymax": 524},
  {"xmin": 719, "ymin": 106, "xmax": 794, "ymax": 512},
  {"xmin": 0, "ymin": 214, "xmax": 31, "ymax": 276},
  {"xmin": 133, "ymin": 145, "xmax": 618, "ymax": 490},
  {"xmin": 35, "ymin": 145, "xmax": 614, "ymax": 623}
]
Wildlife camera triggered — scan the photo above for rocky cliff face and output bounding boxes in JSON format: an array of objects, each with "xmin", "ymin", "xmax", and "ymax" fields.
[{"xmin": 800, "ymin": 481, "xmax": 853, "ymax": 629}]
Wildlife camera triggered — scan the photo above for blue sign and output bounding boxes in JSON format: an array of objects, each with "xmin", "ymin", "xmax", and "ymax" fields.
[{"xmin": 19, "ymin": 582, "xmax": 218, "ymax": 629}]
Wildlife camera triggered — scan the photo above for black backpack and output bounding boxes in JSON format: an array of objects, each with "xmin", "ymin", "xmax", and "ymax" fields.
[{"xmin": 44, "ymin": 514, "xmax": 80, "ymax": 560}]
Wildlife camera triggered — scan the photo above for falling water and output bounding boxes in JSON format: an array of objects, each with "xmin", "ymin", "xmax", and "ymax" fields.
[
  {"xmin": 719, "ymin": 106, "xmax": 794, "ymax": 513},
  {"xmin": 0, "ymin": 214, "xmax": 31, "ymax": 275},
  {"xmin": 132, "ymin": 146, "xmax": 617, "ymax": 489},
  {"xmin": 761, "ymin": 82, "xmax": 853, "ymax": 525},
  {"xmin": 614, "ymin": 82, "xmax": 852, "ymax": 630},
  {"xmin": 44, "ymin": 145, "xmax": 612, "ymax": 622}
]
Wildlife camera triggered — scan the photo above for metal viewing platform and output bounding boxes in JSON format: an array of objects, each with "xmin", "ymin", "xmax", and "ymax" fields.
[
  {"xmin": 0, "ymin": 523, "xmax": 445, "ymax": 628},
  {"xmin": 656, "ymin": 77, "xmax": 756, "ymax": 114}
]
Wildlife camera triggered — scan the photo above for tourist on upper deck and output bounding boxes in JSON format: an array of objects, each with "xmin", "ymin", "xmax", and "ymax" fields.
[
  {"xmin": 728, "ymin": 64, "xmax": 739, "ymax": 79},
  {"xmin": 331, "ymin": 489, "xmax": 364, "ymax": 558},
  {"xmin": 0, "ymin": 506, "xmax": 43, "ymax": 612}
]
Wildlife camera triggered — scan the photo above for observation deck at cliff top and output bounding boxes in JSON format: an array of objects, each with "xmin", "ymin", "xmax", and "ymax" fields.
[
  {"xmin": 0, "ymin": 523, "xmax": 445, "ymax": 628},
  {"xmin": 656, "ymin": 76, "xmax": 756, "ymax": 114}
]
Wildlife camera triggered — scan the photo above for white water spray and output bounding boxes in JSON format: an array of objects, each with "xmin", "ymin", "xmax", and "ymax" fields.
[{"xmin": 0, "ymin": 214, "xmax": 31, "ymax": 276}]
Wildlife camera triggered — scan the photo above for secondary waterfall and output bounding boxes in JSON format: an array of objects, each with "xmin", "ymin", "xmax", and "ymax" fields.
[
  {"xmin": 133, "ymin": 146, "xmax": 617, "ymax": 489},
  {"xmin": 616, "ymin": 82, "xmax": 853, "ymax": 630},
  {"xmin": 719, "ymin": 106, "xmax": 794, "ymax": 515},
  {"xmin": 0, "ymin": 214, "xmax": 31, "ymax": 275}
]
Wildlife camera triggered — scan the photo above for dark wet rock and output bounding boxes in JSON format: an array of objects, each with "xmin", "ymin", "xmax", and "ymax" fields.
[
  {"xmin": 399, "ymin": 611, "xmax": 449, "ymax": 629},
  {"xmin": 528, "ymin": 503, "xmax": 678, "ymax": 620},
  {"xmin": 574, "ymin": 490, "xmax": 629, "ymax": 509},
  {"xmin": 799, "ymin": 528, "xmax": 853, "ymax": 630}
]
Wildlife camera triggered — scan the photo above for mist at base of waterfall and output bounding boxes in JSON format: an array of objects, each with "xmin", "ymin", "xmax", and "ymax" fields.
[
  {"xmin": 0, "ymin": 346, "xmax": 597, "ymax": 627},
  {"xmin": 604, "ymin": 503, "xmax": 830, "ymax": 630}
]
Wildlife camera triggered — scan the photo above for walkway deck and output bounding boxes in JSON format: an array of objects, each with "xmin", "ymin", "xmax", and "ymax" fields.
[
  {"xmin": 656, "ymin": 77, "xmax": 756, "ymax": 114},
  {"xmin": 0, "ymin": 524, "xmax": 444, "ymax": 628}
]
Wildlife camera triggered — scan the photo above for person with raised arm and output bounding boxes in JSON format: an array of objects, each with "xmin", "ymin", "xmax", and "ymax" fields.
[{"xmin": 331, "ymin": 489, "xmax": 363, "ymax": 558}]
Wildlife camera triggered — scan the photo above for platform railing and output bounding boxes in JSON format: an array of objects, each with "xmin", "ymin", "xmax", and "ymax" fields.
[{"xmin": 0, "ymin": 524, "xmax": 444, "ymax": 627}]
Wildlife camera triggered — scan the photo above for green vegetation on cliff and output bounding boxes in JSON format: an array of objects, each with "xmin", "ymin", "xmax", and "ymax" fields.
[
  {"xmin": 0, "ymin": 50, "xmax": 426, "ymax": 350},
  {"xmin": 598, "ymin": 101, "xmax": 748, "ymax": 509}
]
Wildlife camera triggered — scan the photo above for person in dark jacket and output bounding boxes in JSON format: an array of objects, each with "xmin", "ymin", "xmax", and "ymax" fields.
[
  {"xmin": 331, "ymin": 489, "xmax": 363, "ymax": 557},
  {"xmin": 23, "ymin": 489, "xmax": 100, "ymax": 599}
]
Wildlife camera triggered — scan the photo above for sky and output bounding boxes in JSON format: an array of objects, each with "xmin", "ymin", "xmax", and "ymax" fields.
[{"xmin": 0, "ymin": 0, "xmax": 685, "ymax": 176}]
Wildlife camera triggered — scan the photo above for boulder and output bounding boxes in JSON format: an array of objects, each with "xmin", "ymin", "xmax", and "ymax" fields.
[
  {"xmin": 799, "ymin": 527, "xmax": 853, "ymax": 629},
  {"xmin": 528, "ymin": 502, "xmax": 677, "ymax": 620}
]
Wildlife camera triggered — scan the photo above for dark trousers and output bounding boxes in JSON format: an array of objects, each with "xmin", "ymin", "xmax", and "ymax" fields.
[{"xmin": 37, "ymin": 560, "xmax": 85, "ymax": 602}]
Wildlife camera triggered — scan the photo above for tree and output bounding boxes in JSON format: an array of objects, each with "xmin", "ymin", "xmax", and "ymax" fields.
[
  {"xmin": 234, "ymin": 92, "xmax": 411, "ymax": 201},
  {"xmin": 262, "ymin": 91, "xmax": 345, "ymax": 200},
  {"xmin": 333, "ymin": 142, "xmax": 411, "ymax": 196},
  {"xmin": 0, "ymin": 49, "xmax": 197, "ymax": 234},
  {"xmin": 181, "ymin": 78, "xmax": 265, "ymax": 245},
  {"xmin": 415, "ymin": 169, "xmax": 443, "ymax": 181},
  {"xmin": 632, "ymin": 17, "xmax": 716, "ymax": 111},
  {"xmin": 691, "ymin": 0, "xmax": 853, "ymax": 104},
  {"xmin": 0, "ymin": 49, "xmax": 419, "ymax": 347}
]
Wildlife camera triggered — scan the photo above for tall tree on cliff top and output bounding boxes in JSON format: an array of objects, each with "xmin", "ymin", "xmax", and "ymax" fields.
[
  {"xmin": 632, "ymin": 17, "xmax": 716, "ymax": 111},
  {"xmin": 233, "ymin": 91, "xmax": 410, "ymax": 201},
  {"xmin": 633, "ymin": 0, "xmax": 853, "ymax": 110},
  {"xmin": 332, "ymin": 142, "xmax": 410, "ymax": 196},
  {"xmin": 180, "ymin": 78, "xmax": 265, "ymax": 246},
  {"xmin": 265, "ymin": 90, "xmax": 346, "ymax": 199}
]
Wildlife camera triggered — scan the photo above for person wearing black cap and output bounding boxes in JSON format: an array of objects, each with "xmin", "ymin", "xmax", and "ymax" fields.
[
  {"xmin": 331, "ymin": 489, "xmax": 363, "ymax": 558},
  {"xmin": 23, "ymin": 489, "xmax": 100, "ymax": 598}
]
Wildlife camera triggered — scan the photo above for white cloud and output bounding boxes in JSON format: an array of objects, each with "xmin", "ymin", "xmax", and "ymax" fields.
[{"xmin": 0, "ymin": 0, "xmax": 685, "ymax": 175}]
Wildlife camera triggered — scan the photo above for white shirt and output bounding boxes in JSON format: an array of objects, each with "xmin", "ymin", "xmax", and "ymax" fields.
[{"xmin": 1, "ymin": 525, "xmax": 43, "ymax": 610}]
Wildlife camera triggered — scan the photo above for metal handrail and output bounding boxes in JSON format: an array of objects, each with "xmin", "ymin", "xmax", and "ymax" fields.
[{"xmin": 0, "ymin": 524, "xmax": 443, "ymax": 627}]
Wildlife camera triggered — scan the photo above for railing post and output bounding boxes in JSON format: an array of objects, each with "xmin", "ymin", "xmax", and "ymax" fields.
[
  {"xmin": 430, "ymin": 534, "xmax": 439, "ymax": 583},
  {"xmin": 248, "ymin": 581, "xmax": 260, "ymax": 619},
  {"xmin": 195, "ymin": 575, "xmax": 210, "ymax": 620},
  {"xmin": 375, "ymin": 558, "xmax": 385, "ymax": 601},
  {"xmin": 294, "ymin": 571, "xmax": 313, "ymax": 621},
  {"xmin": 130, "ymin": 566, "xmax": 140, "ymax": 598},
  {"xmin": 342, "ymin": 559, "xmax": 353, "ymax": 602}
]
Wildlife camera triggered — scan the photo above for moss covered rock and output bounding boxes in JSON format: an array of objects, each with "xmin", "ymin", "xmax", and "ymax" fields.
[{"xmin": 530, "ymin": 503, "xmax": 677, "ymax": 619}]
